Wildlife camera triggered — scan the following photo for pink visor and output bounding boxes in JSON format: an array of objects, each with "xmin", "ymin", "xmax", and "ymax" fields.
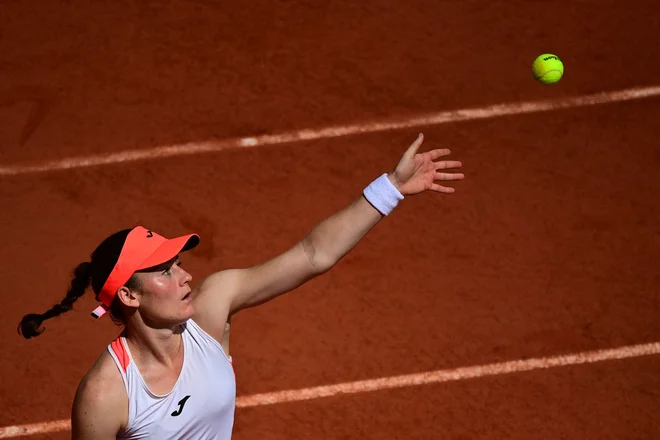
[{"xmin": 91, "ymin": 226, "xmax": 199, "ymax": 319}]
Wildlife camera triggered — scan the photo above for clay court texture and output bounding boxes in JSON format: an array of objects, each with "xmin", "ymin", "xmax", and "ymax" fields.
[{"xmin": 1, "ymin": 1, "xmax": 660, "ymax": 439}]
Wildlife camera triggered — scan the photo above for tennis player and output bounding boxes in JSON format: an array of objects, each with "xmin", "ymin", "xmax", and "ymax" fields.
[{"xmin": 18, "ymin": 134, "xmax": 463, "ymax": 439}]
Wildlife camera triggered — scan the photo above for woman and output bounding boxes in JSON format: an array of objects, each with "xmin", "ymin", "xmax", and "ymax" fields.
[{"xmin": 18, "ymin": 134, "xmax": 464, "ymax": 439}]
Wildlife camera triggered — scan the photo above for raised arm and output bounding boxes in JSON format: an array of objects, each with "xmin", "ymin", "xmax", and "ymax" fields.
[{"xmin": 191, "ymin": 134, "xmax": 464, "ymax": 334}]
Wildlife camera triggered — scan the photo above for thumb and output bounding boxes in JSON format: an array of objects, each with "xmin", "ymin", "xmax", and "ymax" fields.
[{"xmin": 403, "ymin": 133, "xmax": 424, "ymax": 160}]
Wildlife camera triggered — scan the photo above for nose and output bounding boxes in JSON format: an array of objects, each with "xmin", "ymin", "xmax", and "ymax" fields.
[{"xmin": 179, "ymin": 267, "xmax": 192, "ymax": 285}]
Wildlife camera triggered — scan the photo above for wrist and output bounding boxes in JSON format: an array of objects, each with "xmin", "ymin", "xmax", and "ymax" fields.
[
  {"xmin": 386, "ymin": 173, "xmax": 402, "ymax": 194},
  {"xmin": 363, "ymin": 173, "xmax": 404, "ymax": 216}
]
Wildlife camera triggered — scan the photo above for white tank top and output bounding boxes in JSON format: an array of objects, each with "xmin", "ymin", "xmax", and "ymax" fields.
[{"xmin": 107, "ymin": 319, "xmax": 236, "ymax": 439}]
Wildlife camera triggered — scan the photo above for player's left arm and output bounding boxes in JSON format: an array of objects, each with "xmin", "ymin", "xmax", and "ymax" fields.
[{"xmin": 192, "ymin": 134, "xmax": 463, "ymax": 330}]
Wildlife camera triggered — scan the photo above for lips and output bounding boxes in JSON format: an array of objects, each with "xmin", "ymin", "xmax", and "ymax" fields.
[{"xmin": 182, "ymin": 292, "xmax": 191, "ymax": 301}]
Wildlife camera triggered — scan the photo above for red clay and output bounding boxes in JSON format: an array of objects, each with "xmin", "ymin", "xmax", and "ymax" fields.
[{"xmin": 1, "ymin": 1, "xmax": 660, "ymax": 438}]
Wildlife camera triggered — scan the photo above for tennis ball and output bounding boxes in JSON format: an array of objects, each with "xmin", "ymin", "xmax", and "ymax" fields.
[{"xmin": 532, "ymin": 54, "xmax": 564, "ymax": 85}]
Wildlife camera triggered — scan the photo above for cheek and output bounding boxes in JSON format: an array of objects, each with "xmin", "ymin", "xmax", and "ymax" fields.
[{"xmin": 141, "ymin": 278, "xmax": 179, "ymax": 303}]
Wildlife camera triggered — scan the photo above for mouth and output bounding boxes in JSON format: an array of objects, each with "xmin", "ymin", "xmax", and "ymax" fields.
[{"xmin": 182, "ymin": 292, "xmax": 191, "ymax": 301}]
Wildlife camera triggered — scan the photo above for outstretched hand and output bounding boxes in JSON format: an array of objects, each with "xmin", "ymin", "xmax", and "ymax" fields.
[{"xmin": 389, "ymin": 133, "xmax": 464, "ymax": 196}]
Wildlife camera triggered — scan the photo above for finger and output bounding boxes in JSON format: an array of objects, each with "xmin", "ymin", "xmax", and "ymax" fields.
[
  {"xmin": 404, "ymin": 133, "xmax": 425, "ymax": 158},
  {"xmin": 435, "ymin": 172, "xmax": 465, "ymax": 181},
  {"xmin": 431, "ymin": 183, "xmax": 456, "ymax": 193},
  {"xmin": 427, "ymin": 148, "xmax": 451, "ymax": 160},
  {"xmin": 435, "ymin": 160, "xmax": 463, "ymax": 170}
]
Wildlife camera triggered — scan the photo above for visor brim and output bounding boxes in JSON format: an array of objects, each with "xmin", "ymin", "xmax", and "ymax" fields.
[{"xmin": 137, "ymin": 234, "xmax": 199, "ymax": 270}]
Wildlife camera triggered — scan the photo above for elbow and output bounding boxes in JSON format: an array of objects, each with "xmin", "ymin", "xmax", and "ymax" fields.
[
  {"xmin": 311, "ymin": 254, "xmax": 335, "ymax": 275},
  {"xmin": 300, "ymin": 237, "xmax": 335, "ymax": 275}
]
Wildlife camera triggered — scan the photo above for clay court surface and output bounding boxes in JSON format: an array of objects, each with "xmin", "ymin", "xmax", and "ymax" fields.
[{"xmin": 2, "ymin": 1, "xmax": 660, "ymax": 438}]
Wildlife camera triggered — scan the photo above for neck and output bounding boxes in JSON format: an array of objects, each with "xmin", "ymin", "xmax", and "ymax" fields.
[{"xmin": 123, "ymin": 319, "xmax": 185, "ymax": 366}]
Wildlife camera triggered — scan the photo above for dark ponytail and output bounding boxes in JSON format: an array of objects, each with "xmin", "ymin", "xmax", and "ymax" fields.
[
  {"xmin": 18, "ymin": 262, "xmax": 92, "ymax": 338},
  {"xmin": 18, "ymin": 228, "xmax": 139, "ymax": 339}
]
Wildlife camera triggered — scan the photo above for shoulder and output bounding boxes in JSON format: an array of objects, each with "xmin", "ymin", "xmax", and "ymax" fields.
[
  {"xmin": 71, "ymin": 349, "xmax": 128, "ymax": 438},
  {"xmin": 194, "ymin": 268, "xmax": 244, "ymax": 299},
  {"xmin": 192, "ymin": 269, "xmax": 244, "ymax": 320},
  {"xmin": 74, "ymin": 349, "xmax": 126, "ymax": 401},
  {"xmin": 191, "ymin": 269, "xmax": 244, "ymax": 345}
]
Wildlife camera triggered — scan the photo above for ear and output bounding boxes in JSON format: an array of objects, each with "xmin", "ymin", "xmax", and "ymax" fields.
[{"xmin": 116, "ymin": 285, "xmax": 140, "ymax": 309}]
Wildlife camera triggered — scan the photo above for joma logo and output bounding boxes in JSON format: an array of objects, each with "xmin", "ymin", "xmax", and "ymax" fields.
[{"xmin": 171, "ymin": 395, "xmax": 191, "ymax": 417}]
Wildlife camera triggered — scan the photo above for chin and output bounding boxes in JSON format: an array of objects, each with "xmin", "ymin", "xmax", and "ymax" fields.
[
  {"xmin": 179, "ymin": 303, "xmax": 195, "ymax": 321},
  {"xmin": 163, "ymin": 304, "xmax": 195, "ymax": 327}
]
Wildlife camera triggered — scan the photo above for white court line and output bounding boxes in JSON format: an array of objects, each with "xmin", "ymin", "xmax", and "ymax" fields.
[
  {"xmin": 1, "ymin": 341, "xmax": 659, "ymax": 438},
  {"xmin": 1, "ymin": 85, "xmax": 659, "ymax": 176}
]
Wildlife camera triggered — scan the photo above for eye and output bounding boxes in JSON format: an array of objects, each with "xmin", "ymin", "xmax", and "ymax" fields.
[{"xmin": 162, "ymin": 261, "xmax": 181, "ymax": 275}]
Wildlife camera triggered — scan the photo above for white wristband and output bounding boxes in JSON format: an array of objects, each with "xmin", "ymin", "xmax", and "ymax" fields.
[{"xmin": 363, "ymin": 173, "xmax": 404, "ymax": 216}]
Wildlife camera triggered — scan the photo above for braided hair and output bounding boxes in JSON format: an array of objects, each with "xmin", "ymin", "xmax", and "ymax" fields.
[{"xmin": 18, "ymin": 229, "xmax": 141, "ymax": 338}]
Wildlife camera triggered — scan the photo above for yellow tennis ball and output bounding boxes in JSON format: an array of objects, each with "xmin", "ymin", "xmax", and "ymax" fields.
[{"xmin": 532, "ymin": 54, "xmax": 564, "ymax": 84}]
